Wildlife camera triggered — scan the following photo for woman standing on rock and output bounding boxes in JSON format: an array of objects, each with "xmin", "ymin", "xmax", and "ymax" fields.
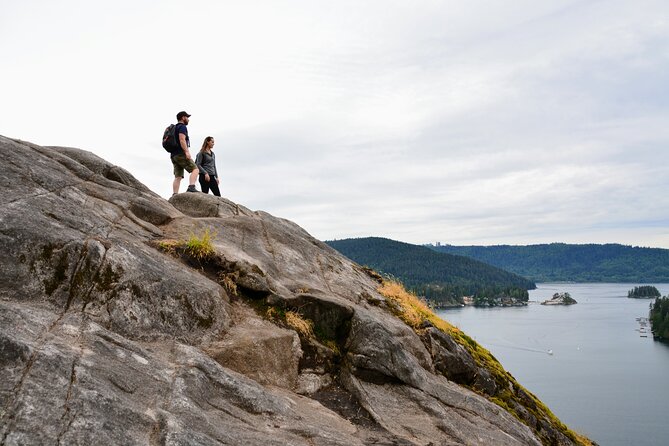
[{"xmin": 195, "ymin": 136, "xmax": 221, "ymax": 196}]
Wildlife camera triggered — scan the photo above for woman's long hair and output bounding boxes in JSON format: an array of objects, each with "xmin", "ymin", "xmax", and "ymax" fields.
[{"xmin": 200, "ymin": 136, "xmax": 214, "ymax": 152}]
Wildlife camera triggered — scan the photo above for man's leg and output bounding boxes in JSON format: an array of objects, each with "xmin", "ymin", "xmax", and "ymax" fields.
[
  {"xmin": 172, "ymin": 157, "xmax": 186, "ymax": 195},
  {"xmin": 189, "ymin": 168, "xmax": 199, "ymax": 187},
  {"xmin": 173, "ymin": 176, "xmax": 183, "ymax": 194}
]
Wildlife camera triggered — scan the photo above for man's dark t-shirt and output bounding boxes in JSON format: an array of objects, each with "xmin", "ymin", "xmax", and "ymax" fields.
[{"xmin": 170, "ymin": 123, "xmax": 190, "ymax": 157}]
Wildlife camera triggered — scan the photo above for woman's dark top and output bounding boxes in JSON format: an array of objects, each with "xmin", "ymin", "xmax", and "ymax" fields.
[{"xmin": 195, "ymin": 150, "xmax": 218, "ymax": 177}]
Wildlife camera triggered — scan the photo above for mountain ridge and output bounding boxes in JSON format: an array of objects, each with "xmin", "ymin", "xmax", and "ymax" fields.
[{"xmin": 427, "ymin": 242, "xmax": 669, "ymax": 282}]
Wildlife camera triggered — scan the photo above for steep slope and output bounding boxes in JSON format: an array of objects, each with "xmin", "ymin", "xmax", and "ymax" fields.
[
  {"xmin": 429, "ymin": 243, "xmax": 669, "ymax": 282},
  {"xmin": 0, "ymin": 135, "xmax": 588, "ymax": 445}
]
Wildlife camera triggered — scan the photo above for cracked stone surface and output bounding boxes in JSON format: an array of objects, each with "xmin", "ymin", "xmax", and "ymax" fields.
[{"xmin": 0, "ymin": 136, "xmax": 581, "ymax": 445}]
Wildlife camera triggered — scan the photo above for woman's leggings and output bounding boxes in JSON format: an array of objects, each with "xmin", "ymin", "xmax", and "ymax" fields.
[{"xmin": 198, "ymin": 174, "xmax": 221, "ymax": 196}]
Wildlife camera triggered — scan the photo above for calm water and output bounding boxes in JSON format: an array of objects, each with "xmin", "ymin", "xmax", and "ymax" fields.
[{"xmin": 437, "ymin": 283, "xmax": 669, "ymax": 446}]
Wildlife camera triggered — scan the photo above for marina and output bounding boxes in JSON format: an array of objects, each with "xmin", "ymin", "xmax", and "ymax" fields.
[{"xmin": 636, "ymin": 317, "xmax": 650, "ymax": 337}]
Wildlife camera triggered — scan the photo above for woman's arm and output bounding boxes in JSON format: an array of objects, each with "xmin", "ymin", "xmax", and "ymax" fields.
[{"xmin": 195, "ymin": 152, "xmax": 205, "ymax": 173}]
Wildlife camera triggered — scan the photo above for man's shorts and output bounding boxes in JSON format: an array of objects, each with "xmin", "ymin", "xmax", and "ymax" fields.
[{"xmin": 171, "ymin": 154, "xmax": 198, "ymax": 178}]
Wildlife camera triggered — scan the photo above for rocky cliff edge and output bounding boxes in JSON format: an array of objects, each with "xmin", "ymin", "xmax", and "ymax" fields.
[{"xmin": 0, "ymin": 136, "xmax": 590, "ymax": 445}]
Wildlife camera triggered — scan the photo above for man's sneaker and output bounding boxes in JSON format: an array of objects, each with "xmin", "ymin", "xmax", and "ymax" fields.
[{"xmin": 186, "ymin": 185, "xmax": 198, "ymax": 193}]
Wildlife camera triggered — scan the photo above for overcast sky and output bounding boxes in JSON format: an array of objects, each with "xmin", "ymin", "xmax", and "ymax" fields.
[{"xmin": 3, "ymin": 0, "xmax": 669, "ymax": 247}]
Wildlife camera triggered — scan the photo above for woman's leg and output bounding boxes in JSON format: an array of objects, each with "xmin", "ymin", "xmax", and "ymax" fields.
[
  {"xmin": 209, "ymin": 177, "xmax": 221, "ymax": 197},
  {"xmin": 199, "ymin": 174, "xmax": 210, "ymax": 194}
]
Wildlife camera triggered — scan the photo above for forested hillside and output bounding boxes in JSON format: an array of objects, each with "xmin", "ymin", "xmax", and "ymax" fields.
[
  {"xmin": 429, "ymin": 243, "xmax": 669, "ymax": 282},
  {"xmin": 326, "ymin": 237, "xmax": 535, "ymax": 306},
  {"xmin": 650, "ymin": 296, "xmax": 669, "ymax": 340}
]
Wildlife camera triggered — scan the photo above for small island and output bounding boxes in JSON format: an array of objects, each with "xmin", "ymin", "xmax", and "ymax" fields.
[
  {"xmin": 541, "ymin": 292, "xmax": 577, "ymax": 306},
  {"xmin": 628, "ymin": 285, "xmax": 661, "ymax": 299}
]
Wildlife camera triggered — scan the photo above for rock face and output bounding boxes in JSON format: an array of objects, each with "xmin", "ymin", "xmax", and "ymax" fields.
[{"xmin": 0, "ymin": 136, "xmax": 587, "ymax": 445}]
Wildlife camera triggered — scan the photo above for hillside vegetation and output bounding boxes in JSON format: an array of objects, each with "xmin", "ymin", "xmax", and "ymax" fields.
[
  {"xmin": 650, "ymin": 296, "xmax": 669, "ymax": 340},
  {"xmin": 326, "ymin": 237, "xmax": 535, "ymax": 306},
  {"xmin": 429, "ymin": 243, "xmax": 669, "ymax": 282}
]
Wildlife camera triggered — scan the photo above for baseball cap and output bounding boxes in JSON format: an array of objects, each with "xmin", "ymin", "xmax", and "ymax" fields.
[{"xmin": 176, "ymin": 111, "xmax": 191, "ymax": 120}]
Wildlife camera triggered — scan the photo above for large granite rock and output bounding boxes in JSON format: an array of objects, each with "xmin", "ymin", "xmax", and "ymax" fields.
[
  {"xmin": 205, "ymin": 304, "xmax": 303, "ymax": 390},
  {"xmin": 0, "ymin": 135, "xmax": 587, "ymax": 445}
]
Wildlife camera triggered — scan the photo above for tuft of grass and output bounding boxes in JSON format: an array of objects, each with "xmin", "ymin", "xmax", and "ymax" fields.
[
  {"xmin": 155, "ymin": 230, "xmax": 217, "ymax": 261},
  {"xmin": 184, "ymin": 228, "xmax": 216, "ymax": 260},
  {"xmin": 285, "ymin": 310, "xmax": 315, "ymax": 338},
  {"xmin": 156, "ymin": 239, "xmax": 180, "ymax": 255},
  {"xmin": 322, "ymin": 339, "xmax": 341, "ymax": 355},
  {"xmin": 264, "ymin": 306, "xmax": 284, "ymax": 321},
  {"xmin": 377, "ymin": 279, "xmax": 458, "ymax": 334},
  {"xmin": 253, "ymin": 303, "xmax": 342, "ymax": 356}
]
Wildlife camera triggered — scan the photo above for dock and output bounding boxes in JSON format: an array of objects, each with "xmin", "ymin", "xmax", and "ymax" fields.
[{"xmin": 636, "ymin": 317, "xmax": 650, "ymax": 338}]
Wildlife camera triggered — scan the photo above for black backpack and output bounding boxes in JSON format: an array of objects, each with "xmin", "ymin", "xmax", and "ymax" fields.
[{"xmin": 162, "ymin": 124, "xmax": 179, "ymax": 152}]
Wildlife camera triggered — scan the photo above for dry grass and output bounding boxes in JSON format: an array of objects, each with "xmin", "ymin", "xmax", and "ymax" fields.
[
  {"xmin": 377, "ymin": 279, "xmax": 458, "ymax": 334},
  {"xmin": 156, "ymin": 239, "xmax": 180, "ymax": 255},
  {"xmin": 219, "ymin": 273, "xmax": 238, "ymax": 296},
  {"xmin": 265, "ymin": 306, "xmax": 280, "ymax": 320},
  {"xmin": 285, "ymin": 310, "xmax": 315, "ymax": 338}
]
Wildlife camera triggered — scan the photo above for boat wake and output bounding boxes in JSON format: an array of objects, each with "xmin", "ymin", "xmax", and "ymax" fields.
[{"xmin": 479, "ymin": 338, "xmax": 555, "ymax": 356}]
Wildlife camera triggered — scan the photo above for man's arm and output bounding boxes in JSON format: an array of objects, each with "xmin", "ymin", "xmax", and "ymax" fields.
[{"xmin": 179, "ymin": 133, "xmax": 192, "ymax": 160}]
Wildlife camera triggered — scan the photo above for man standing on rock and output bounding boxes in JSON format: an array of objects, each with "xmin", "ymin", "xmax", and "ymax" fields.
[{"xmin": 170, "ymin": 111, "xmax": 199, "ymax": 194}]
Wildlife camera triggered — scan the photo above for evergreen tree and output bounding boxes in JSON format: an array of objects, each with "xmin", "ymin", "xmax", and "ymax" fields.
[{"xmin": 650, "ymin": 296, "xmax": 669, "ymax": 340}]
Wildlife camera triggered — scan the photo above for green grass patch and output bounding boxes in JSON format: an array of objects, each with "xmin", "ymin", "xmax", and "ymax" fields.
[
  {"xmin": 154, "ymin": 229, "xmax": 217, "ymax": 261},
  {"xmin": 184, "ymin": 228, "xmax": 216, "ymax": 260}
]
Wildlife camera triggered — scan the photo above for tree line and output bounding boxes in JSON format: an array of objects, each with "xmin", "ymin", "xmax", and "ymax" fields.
[
  {"xmin": 628, "ymin": 286, "xmax": 661, "ymax": 298},
  {"xmin": 326, "ymin": 237, "xmax": 535, "ymax": 306},
  {"xmin": 428, "ymin": 243, "xmax": 669, "ymax": 282}
]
